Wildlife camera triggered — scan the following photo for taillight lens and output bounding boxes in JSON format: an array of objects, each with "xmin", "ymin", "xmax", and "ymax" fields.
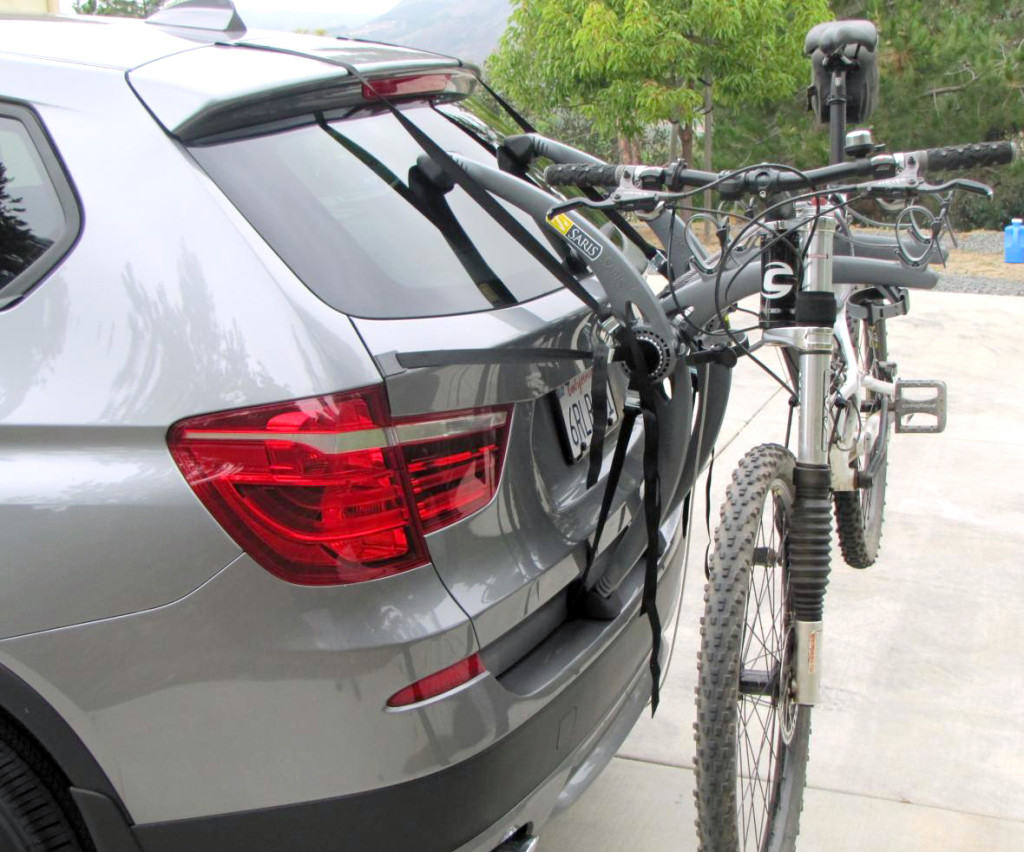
[{"xmin": 168, "ymin": 386, "xmax": 510, "ymax": 585}]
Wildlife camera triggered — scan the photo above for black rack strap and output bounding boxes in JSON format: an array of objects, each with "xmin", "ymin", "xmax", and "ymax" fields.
[
  {"xmin": 334, "ymin": 62, "xmax": 605, "ymax": 318},
  {"xmin": 579, "ymin": 405, "xmax": 639, "ymax": 595},
  {"xmin": 407, "ymin": 164, "xmax": 517, "ymax": 308},
  {"xmin": 639, "ymin": 402, "xmax": 663, "ymax": 712},
  {"xmin": 478, "ymin": 78, "xmax": 538, "ymax": 134},
  {"xmin": 586, "ymin": 341, "xmax": 610, "ymax": 489},
  {"xmin": 613, "ymin": 313, "xmax": 665, "ymax": 713},
  {"xmin": 319, "ymin": 116, "xmax": 515, "ymax": 308}
]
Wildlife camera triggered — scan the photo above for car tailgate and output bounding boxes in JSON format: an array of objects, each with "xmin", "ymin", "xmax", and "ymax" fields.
[{"xmin": 351, "ymin": 286, "xmax": 650, "ymax": 651}]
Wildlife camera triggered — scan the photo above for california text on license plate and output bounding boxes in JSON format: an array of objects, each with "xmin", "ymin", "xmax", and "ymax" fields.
[{"xmin": 555, "ymin": 368, "xmax": 619, "ymax": 463}]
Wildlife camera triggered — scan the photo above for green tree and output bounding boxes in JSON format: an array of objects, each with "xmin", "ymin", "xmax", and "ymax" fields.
[
  {"xmin": 489, "ymin": 0, "xmax": 830, "ymax": 166},
  {"xmin": 73, "ymin": 1, "xmax": 164, "ymax": 17},
  {"xmin": 714, "ymin": 0, "xmax": 1024, "ymax": 226}
]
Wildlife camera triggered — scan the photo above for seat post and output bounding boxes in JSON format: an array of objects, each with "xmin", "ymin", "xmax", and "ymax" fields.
[{"xmin": 826, "ymin": 63, "xmax": 848, "ymax": 165}]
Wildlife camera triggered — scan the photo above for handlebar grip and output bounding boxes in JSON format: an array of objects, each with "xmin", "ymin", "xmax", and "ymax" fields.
[
  {"xmin": 917, "ymin": 141, "xmax": 1018, "ymax": 172},
  {"xmin": 543, "ymin": 163, "xmax": 622, "ymax": 187}
]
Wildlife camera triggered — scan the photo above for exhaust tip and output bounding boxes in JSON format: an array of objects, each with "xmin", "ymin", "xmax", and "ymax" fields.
[{"xmin": 493, "ymin": 826, "xmax": 540, "ymax": 852}]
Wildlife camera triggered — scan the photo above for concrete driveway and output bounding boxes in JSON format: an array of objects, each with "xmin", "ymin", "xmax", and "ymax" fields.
[{"xmin": 541, "ymin": 290, "xmax": 1024, "ymax": 850}]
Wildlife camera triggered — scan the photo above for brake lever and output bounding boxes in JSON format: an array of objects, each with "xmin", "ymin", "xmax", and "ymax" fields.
[
  {"xmin": 548, "ymin": 189, "xmax": 663, "ymax": 218},
  {"xmin": 921, "ymin": 177, "xmax": 993, "ymax": 197},
  {"xmin": 862, "ymin": 176, "xmax": 993, "ymax": 199},
  {"xmin": 547, "ymin": 197, "xmax": 592, "ymax": 216}
]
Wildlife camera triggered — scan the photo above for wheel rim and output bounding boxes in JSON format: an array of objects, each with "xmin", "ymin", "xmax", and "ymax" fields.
[{"xmin": 736, "ymin": 484, "xmax": 794, "ymax": 851}]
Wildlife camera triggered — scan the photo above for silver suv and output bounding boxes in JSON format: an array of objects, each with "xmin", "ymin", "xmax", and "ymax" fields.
[{"xmin": 0, "ymin": 7, "xmax": 687, "ymax": 852}]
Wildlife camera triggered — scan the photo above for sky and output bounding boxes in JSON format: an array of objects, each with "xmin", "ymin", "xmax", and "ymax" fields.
[
  {"xmin": 59, "ymin": 2, "xmax": 401, "ymax": 28},
  {"xmin": 232, "ymin": 1, "xmax": 397, "ymax": 15}
]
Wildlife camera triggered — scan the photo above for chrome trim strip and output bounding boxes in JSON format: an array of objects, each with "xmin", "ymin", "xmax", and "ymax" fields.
[
  {"xmin": 181, "ymin": 428, "xmax": 389, "ymax": 453},
  {"xmin": 180, "ymin": 412, "xmax": 507, "ymax": 453},
  {"xmin": 392, "ymin": 412, "xmax": 507, "ymax": 444}
]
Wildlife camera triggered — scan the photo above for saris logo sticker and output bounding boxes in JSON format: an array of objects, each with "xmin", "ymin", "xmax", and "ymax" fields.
[{"xmin": 547, "ymin": 213, "xmax": 603, "ymax": 261}]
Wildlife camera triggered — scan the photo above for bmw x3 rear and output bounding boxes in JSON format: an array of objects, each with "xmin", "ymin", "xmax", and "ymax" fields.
[{"xmin": 0, "ymin": 7, "xmax": 687, "ymax": 852}]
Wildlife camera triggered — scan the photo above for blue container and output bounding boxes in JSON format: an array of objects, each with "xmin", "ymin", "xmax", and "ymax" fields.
[{"xmin": 1007, "ymin": 218, "xmax": 1024, "ymax": 264}]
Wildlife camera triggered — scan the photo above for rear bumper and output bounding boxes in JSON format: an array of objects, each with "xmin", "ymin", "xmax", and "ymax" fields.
[
  {"xmin": 130, "ymin": 518, "xmax": 686, "ymax": 852},
  {"xmin": 131, "ymin": 613, "xmax": 645, "ymax": 852}
]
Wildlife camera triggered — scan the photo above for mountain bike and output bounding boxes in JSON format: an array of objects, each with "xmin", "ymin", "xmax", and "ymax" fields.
[
  {"xmin": 532, "ymin": 28, "xmax": 1017, "ymax": 852},
  {"xmin": 540, "ymin": 134, "xmax": 1016, "ymax": 851},
  {"xmin": 528, "ymin": 17, "xmax": 1018, "ymax": 849}
]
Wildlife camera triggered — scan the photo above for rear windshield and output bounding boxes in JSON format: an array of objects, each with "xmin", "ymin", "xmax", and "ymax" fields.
[{"xmin": 191, "ymin": 100, "xmax": 567, "ymax": 319}]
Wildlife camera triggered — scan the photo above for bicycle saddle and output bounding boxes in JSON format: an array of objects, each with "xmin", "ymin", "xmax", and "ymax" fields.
[{"xmin": 804, "ymin": 19, "xmax": 878, "ymax": 56}]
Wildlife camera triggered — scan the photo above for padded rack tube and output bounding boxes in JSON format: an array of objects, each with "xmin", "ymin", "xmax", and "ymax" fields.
[{"xmin": 667, "ymin": 255, "xmax": 939, "ymax": 330}]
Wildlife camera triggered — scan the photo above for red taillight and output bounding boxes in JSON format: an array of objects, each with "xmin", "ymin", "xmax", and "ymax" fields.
[
  {"xmin": 168, "ymin": 386, "xmax": 510, "ymax": 585},
  {"xmin": 361, "ymin": 73, "xmax": 454, "ymax": 101},
  {"xmin": 386, "ymin": 653, "xmax": 485, "ymax": 708}
]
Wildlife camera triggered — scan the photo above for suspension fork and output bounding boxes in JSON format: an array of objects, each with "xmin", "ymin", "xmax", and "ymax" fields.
[{"xmin": 762, "ymin": 210, "xmax": 837, "ymax": 706}]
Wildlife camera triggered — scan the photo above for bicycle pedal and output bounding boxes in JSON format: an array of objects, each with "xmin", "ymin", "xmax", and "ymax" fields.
[{"xmin": 894, "ymin": 379, "xmax": 947, "ymax": 433}]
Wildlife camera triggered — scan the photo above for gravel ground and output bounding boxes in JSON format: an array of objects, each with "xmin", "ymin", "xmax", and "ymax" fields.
[
  {"xmin": 936, "ymin": 229, "xmax": 1024, "ymax": 295},
  {"xmin": 954, "ymin": 230, "xmax": 1008, "ymax": 254},
  {"xmin": 935, "ymin": 273, "xmax": 1024, "ymax": 296}
]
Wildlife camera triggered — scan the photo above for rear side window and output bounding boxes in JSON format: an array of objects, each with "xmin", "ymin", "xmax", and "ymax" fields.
[
  {"xmin": 191, "ymin": 105, "xmax": 567, "ymax": 319},
  {"xmin": 0, "ymin": 104, "xmax": 80, "ymax": 309}
]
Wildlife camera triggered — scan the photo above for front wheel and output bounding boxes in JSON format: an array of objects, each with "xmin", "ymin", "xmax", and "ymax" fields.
[{"xmin": 695, "ymin": 443, "xmax": 810, "ymax": 852}]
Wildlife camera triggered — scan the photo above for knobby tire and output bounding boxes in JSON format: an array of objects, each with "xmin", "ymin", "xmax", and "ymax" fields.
[{"xmin": 695, "ymin": 443, "xmax": 809, "ymax": 852}]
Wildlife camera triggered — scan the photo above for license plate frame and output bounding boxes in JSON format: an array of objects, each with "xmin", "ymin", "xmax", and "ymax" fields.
[{"xmin": 553, "ymin": 368, "xmax": 619, "ymax": 464}]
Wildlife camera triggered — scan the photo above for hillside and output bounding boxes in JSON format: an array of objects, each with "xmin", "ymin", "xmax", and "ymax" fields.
[{"xmin": 332, "ymin": 0, "xmax": 511, "ymax": 64}]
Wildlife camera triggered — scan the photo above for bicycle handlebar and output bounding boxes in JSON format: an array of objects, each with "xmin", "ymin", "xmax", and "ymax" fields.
[
  {"xmin": 544, "ymin": 158, "xmax": 885, "ymax": 199},
  {"xmin": 543, "ymin": 140, "xmax": 1019, "ymax": 199},
  {"xmin": 911, "ymin": 141, "xmax": 1017, "ymax": 172}
]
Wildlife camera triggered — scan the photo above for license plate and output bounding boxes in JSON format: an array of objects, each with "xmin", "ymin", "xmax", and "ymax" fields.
[{"xmin": 555, "ymin": 368, "xmax": 619, "ymax": 463}]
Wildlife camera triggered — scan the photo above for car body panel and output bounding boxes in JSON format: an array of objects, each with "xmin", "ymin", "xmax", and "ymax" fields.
[
  {"xmin": 0, "ymin": 553, "xmax": 477, "ymax": 823},
  {"xmin": 0, "ymin": 55, "xmax": 383, "ymax": 635},
  {"xmin": 0, "ymin": 517, "xmax": 684, "ymax": 841},
  {"xmin": 0, "ymin": 15, "xmax": 203, "ymax": 70},
  {"xmin": 0, "ymin": 15, "xmax": 692, "ymax": 852}
]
